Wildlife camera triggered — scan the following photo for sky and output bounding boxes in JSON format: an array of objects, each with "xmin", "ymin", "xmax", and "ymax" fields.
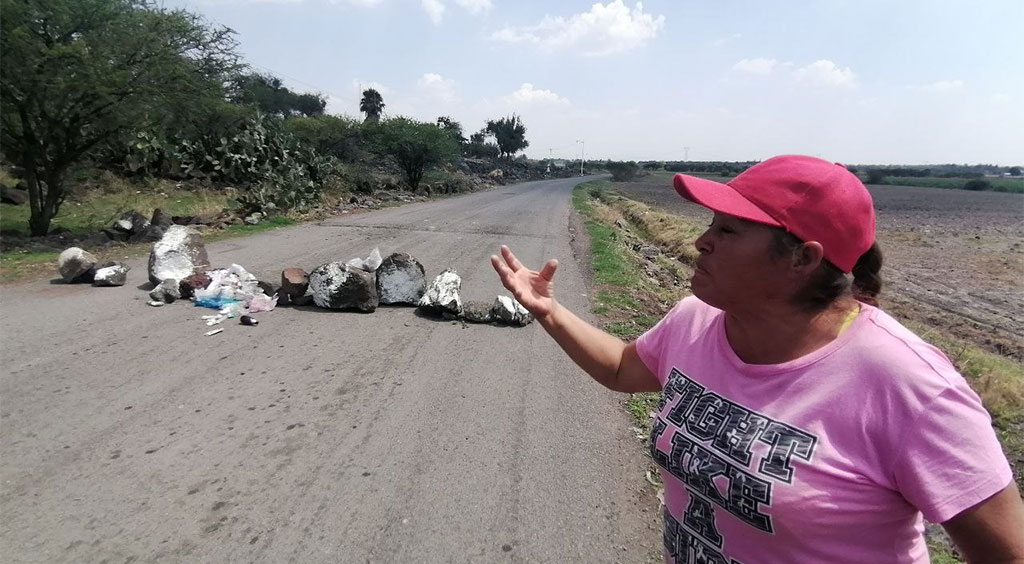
[{"xmin": 162, "ymin": 0, "xmax": 1023, "ymax": 165}]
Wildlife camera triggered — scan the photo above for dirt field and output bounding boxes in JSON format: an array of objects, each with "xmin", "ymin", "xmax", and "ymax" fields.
[{"xmin": 607, "ymin": 175, "xmax": 1024, "ymax": 359}]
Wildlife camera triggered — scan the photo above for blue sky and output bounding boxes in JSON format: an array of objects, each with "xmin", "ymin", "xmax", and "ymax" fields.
[{"xmin": 163, "ymin": 0, "xmax": 1023, "ymax": 165}]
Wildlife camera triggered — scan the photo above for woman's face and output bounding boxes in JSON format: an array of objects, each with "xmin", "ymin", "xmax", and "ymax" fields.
[{"xmin": 690, "ymin": 213, "xmax": 793, "ymax": 312}]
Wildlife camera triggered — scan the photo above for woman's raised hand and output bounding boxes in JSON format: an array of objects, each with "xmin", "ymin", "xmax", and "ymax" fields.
[{"xmin": 490, "ymin": 245, "xmax": 559, "ymax": 322}]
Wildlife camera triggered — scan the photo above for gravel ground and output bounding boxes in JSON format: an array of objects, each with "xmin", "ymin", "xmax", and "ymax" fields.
[{"xmin": 606, "ymin": 175, "xmax": 1024, "ymax": 359}]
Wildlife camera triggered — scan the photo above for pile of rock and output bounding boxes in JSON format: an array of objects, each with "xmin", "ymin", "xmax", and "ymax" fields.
[
  {"xmin": 56, "ymin": 225, "xmax": 533, "ymax": 328},
  {"xmin": 57, "ymin": 247, "xmax": 130, "ymax": 286}
]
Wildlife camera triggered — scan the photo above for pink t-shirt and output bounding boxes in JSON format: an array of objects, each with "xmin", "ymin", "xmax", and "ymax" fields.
[{"xmin": 635, "ymin": 297, "xmax": 1012, "ymax": 564}]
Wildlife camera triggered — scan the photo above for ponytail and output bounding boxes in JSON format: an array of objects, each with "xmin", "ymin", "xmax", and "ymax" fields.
[{"xmin": 851, "ymin": 243, "xmax": 883, "ymax": 306}]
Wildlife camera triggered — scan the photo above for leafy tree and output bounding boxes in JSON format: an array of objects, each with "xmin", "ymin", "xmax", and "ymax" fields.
[
  {"xmin": 229, "ymin": 72, "xmax": 326, "ymax": 117},
  {"xmin": 436, "ymin": 116, "xmax": 466, "ymax": 146},
  {"xmin": 360, "ymin": 88, "xmax": 385, "ymax": 123},
  {"xmin": 1009, "ymin": 166, "xmax": 1022, "ymax": 177},
  {"xmin": 0, "ymin": 0, "xmax": 239, "ymax": 235},
  {"xmin": 866, "ymin": 169, "xmax": 887, "ymax": 184},
  {"xmin": 284, "ymin": 115, "xmax": 363, "ymax": 162},
  {"xmin": 485, "ymin": 114, "xmax": 529, "ymax": 159},
  {"xmin": 606, "ymin": 160, "xmax": 639, "ymax": 181},
  {"xmin": 370, "ymin": 117, "xmax": 459, "ymax": 190}
]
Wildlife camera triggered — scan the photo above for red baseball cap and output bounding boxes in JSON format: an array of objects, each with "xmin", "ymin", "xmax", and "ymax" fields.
[{"xmin": 673, "ymin": 155, "xmax": 875, "ymax": 273}]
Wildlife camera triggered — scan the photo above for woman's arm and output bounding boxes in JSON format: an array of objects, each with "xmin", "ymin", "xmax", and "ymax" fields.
[
  {"xmin": 942, "ymin": 481, "xmax": 1024, "ymax": 563},
  {"xmin": 491, "ymin": 246, "xmax": 661, "ymax": 393}
]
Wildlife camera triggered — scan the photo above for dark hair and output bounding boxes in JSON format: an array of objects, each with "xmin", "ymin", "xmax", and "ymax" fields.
[{"xmin": 769, "ymin": 230, "xmax": 884, "ymax": 309}]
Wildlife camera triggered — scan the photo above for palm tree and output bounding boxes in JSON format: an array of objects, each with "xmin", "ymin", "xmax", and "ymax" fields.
[{"xmin": 359, "ymin": 88, "xmax": 385, "ymax": 123}]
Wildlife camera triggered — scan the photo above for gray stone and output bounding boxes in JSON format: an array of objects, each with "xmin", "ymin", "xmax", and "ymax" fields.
[
  {"xmin": 492, "ymin": 295, "xmax": 533, "ymax": 327},
  {"xmin": 148, "ymin": 225, "xmax": 210, "ymax": 285},
  {"xmin": 376, "ymin": 253, "xmax": 426, "ymax": 305},
  {"xmin": 462, "ymin": 301, "xmax": 493, "ymax": 323},
  {"xmin": 93, "ymin": 263, "xmax": 130, "ymax": 286},
  {"xmin": 417, "ymin": 269, "xmax": 462, "ymax": 315},
  {"xmin": 281, "ymin": 268, "xmax": 309, "ymax": 300},
  {"xmin": 257, "ymin": 280, "xmax": 280, "ymax": 297},
  {"xmin": 128, "ymin": 224, "xmax": 164, "ymax": 244},
  {"xmin": 149, "ymin": 278, "xmax": 181, "ymax": 303},
  {"xmin": 0, "ymin": 185, "xmax": 28, "ymax": 205},
  {"xmin": 150, "ymin": 208, "xmax": 173, "ymax": 230},
  {"xmin": 309, "ymin": 262, "xmax": 378, "ymax": 312},
  {"xmin": 58, "ymin": 247, "xmax": 97, "ymax": 283},
  {"xmin": 244, "ymin": 216, "xmax": 260, "ymax": 225}
]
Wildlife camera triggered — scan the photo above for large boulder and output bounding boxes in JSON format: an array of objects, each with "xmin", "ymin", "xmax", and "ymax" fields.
[
  {"xmin": 92, "ymin": 262, "xmax": 130, "ymax": 287},
  {"xmin": 376, "ymin": 253, "xmax": 426, "ymax": 305},
  {"xmin": 308, "ymin": 262, "xmax": 378, "ymax": 312},
  {"xmin": 417, "ymin": 269, "xmax": 462, "ymax": 315},
  {"xmin": 492, "ymin": 296, "xmax": 533, "ymax": 327},
  {"xmin": 148, "ymin": 225, "xmax": 210, "ymax": 285},
  {"xmin": 57, "ymin": 247, "xmax": 97, "ymax": 283}
]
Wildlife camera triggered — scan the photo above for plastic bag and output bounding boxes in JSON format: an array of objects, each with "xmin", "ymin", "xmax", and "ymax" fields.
[{"xmin": 248, "ymin": 293, "xmax": 278, "ymax": 313}]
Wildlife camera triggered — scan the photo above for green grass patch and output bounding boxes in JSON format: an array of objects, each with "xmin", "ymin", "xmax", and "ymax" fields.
[
  {"xmin": 864, "ymin": 175, "xmax": 1023, "ymax": 193},
  {"xmin": 1, "ymin": 185, "xmax": 232, "ymax": 236}
]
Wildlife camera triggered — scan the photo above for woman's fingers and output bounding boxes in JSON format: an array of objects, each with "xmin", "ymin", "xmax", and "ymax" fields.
[
  {"xmin": 539, "ymin": 259, "xmax": 558, "ymax": 282},
  {"xmin": 500, "ymin": 245, "xmax": 525, "ymax": 272}
]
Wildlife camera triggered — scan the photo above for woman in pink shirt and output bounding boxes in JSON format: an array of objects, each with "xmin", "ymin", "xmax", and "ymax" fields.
[{"xmin": 492, "ymin": 155, "xmax": 1024, "ymax": 563}]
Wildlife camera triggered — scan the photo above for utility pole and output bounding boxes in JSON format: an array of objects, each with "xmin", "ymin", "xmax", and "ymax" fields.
[{"xmin": 576, "ymin": 139, "xmax": 585, "ymax": 176}]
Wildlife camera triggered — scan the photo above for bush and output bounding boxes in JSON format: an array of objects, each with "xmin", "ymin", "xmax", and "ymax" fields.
[
  {"xmin": 963, "ymin": 179, "xmax": 992, "ymax": 191},
  {"xmin": 866, "ymin": 169, "xmax": 887, "ymax": 184},
  {"xmin": 606, "ymin": 160, "xmax": 639, "ymax": 182}
]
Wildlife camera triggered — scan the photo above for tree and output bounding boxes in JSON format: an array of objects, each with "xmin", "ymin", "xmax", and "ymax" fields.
[
  {"xmin": 370, "ymin": 117, "xmax": 459, "ymax": 190},
  {"xmin": 436, "ymin": 116, "xmax": 466, "ymax": 146},
  {"xmin": 0, "ymin": 0, "xmax": 238, "ymax": 235},
  {"xmin": 360, "ymin": 88, "xmax": 385, "ymax": 123},
  {"xmin": 485, "ymin": 114, "xmax": 529, "ymax": 159},
  {"xmin": 229, "ymin": 72, "xmax": 326, "ymax": 117},
  {"xmin": 606, "ymin": 160, "xmax": 639, "ymax": 181},
  {"xmin": 1009, "ymin": 166, "xmax": 1022, "ymax": 177},
  {"xmin": 284, "ymin": 115, "xmax": 363, "ymax": 162}
]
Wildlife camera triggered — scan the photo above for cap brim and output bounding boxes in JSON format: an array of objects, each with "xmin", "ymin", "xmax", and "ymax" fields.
[{"xmin": 673, "ymin": 174, "xmax": 781, "ymax": 227}]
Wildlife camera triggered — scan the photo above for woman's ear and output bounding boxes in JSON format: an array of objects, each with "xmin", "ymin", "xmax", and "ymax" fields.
[{"xmin": 791, "ymin": 241, "xmax": 825, "ymax": 274}]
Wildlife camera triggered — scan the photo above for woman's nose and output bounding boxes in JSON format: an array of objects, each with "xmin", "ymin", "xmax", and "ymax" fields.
[{"xmin": 694, "ymin": 230, "xmax": 712, "ymax": 254}]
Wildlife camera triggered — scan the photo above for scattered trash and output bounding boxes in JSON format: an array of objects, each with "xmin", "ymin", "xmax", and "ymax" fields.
[
  {"xmin": 247, "ymin": 293, "xmax": 277, "ymax": 313},
  {"xmin": 194, "ymin": 296, "xmax": 241, "ymax": 309},
  {"xmin": 147, "ymin": 300, "xmax": 165, "ymax": 307},
  {"xmin": 204, "ymin": 328, "xmax": 224, "ymax": 336},
  {"xmin": 645, "ymin": 470, "xmax": 659, "ymax": 487},
  {"xmin": 240, "ymin": 315, "xmax": 259, "ymax": 326}
]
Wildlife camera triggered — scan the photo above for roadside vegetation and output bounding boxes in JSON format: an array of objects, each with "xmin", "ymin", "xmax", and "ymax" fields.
[{"xmin": 571, "ymin": 179, "xmax": 1023, "ymax": 564}]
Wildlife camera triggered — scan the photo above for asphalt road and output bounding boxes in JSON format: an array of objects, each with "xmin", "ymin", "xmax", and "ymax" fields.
[{"xmin": 0, "ymin": 176, "xmax": 661, "ymax": 563}]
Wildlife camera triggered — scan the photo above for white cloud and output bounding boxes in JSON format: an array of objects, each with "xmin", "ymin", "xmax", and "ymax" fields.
[
  {"xmin": 418, "ymin": 73, "xmax": 459, "ymax": 102},
  {"xmin": 793, "ymin": 60, "xmax": 857, "ymax": 87},
  {"xmin": 913, "ymin": 79, "xmax": 964, "ymax": 92},
  {"xmin": 454, "ymin": 0, "xmax": 492, "ymax": 15},
  {"xmin": 733, "ymin": 58, "xmax": 778, "ymax": 75},
  {"xmin": 422, "ymin": 0, "xmax": 445, "ymax": 24},
  {"xmin": 504, "ymin": 83, "xmax": 570, "ymax": 106},
  {"xmin": 713, "ymin": 33, "xmax": 742, "ymax": 47},
  {"xmin": 490, "ymin": 1, "xmax": 665, "ymax": 56},
  {"xmin": 334, "ymin": 0, "xmax": 384, "ymax": 5},
  {"xmin": 991, "ymin": 93, "xmax": 1012, "ymax": 103}
]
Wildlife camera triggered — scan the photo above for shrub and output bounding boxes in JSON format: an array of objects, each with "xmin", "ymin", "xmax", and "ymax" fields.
[
  {"xmin": 607, "ymin": 161, "xmax": 639, "ymax": 182},
  {"xmin": 963, "ymin": 178, "xmax": 992, "ymax": 191}
]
